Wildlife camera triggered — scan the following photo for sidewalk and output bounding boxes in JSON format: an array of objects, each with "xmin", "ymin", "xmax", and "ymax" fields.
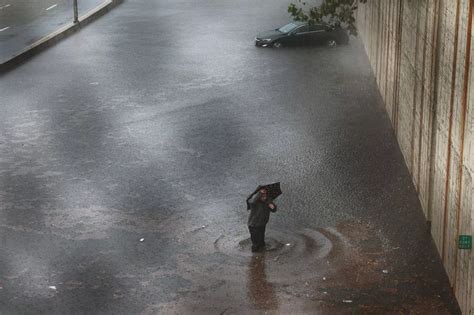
[{"xmin": 0, "ymin": 0, "xmax": 120, "ymax": 69}]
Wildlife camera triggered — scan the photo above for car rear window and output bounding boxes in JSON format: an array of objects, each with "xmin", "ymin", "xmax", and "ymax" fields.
[{"xmin": 294, "ymin": 25, "xmax": 309, "ymax": 33}]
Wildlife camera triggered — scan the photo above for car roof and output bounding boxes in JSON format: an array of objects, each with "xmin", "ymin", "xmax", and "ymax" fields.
[
  {"xmin": 288, "ymin": 21, "xmax": 307, "ymax": 27},
  {"xmin": 291, "ymin": 21, "xmax": 326, "ymax": 27}
]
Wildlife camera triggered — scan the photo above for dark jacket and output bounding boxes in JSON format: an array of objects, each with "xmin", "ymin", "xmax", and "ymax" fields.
[{"xmin": 247, "ymin": 192, "xmax": 277, "ymax": 227}]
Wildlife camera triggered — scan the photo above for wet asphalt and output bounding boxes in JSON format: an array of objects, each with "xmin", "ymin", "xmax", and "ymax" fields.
[{"xmin": 0, "ymin": 0, "xmax": 461, "ymax": 313}]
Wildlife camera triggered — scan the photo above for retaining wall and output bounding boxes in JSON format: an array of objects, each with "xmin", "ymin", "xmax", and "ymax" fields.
[{"xmin": 355, "ymin": 0, "xmax": 473, "ymax": 313}]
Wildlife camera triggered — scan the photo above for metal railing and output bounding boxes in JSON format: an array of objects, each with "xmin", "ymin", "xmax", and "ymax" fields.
[{"xmin": 74, "ymin": 0, "xmax": 78, "ymax": 23}]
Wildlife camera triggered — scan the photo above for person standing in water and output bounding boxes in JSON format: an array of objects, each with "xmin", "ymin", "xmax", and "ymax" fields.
[{"xmin": 246, "ymin": 188, "xmax": 277, "ymax": 252}]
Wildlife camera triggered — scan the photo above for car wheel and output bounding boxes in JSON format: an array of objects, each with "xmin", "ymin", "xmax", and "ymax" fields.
[
  {"xmin": 327, "ymin": 39, "xmax": 337, "ymax": 47},
  {"xmin": 272, "ymin": 41, "xmax": 283, "ymax": 48}
]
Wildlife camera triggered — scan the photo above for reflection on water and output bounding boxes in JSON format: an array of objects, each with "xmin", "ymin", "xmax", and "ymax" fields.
[{"xmin": 247, "ymin": 254, "xmax": 279, "ymax": 310}]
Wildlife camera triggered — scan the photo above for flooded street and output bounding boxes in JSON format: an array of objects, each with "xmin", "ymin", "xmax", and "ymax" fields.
[{"xmin": 0, "ymin": 0, "xmax": 460, "ymax": 313}]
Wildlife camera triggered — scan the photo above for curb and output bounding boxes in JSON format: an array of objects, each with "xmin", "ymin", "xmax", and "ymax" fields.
[{"xmin": 0, "ymin": 0, "xmax": 123, "ymax": 74}]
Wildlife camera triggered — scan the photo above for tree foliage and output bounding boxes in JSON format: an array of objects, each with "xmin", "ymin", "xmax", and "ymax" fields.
[{"xmin": 288, "ymin": 0, "xmax": 366, "ymax": 36}]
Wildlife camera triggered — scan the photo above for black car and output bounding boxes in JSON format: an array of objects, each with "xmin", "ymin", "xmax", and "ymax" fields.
[{"xmin": 255, "ymin": 21, "xmax": 349, "ymax": 48}]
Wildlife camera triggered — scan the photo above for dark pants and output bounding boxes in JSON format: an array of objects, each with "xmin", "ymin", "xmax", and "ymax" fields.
[{"xmin": 248, "ymin": 225, "xmax": 266, "ymax": 251}]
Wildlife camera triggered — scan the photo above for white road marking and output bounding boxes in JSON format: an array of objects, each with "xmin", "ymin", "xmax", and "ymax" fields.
[
  {"xmin": 0, "ymin": 26, "xmax": 10, "ymax": 32},
  {"xmin": 45, "ymin": 4, "xmax": 57, "ymax": 10},
  {"xmin": 0, "ymin": 4, "xmax": 11, "ymax": 10}
]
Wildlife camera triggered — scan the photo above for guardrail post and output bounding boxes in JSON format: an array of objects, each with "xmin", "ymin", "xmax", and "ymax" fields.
[{"xmin": 73, "ymin": 0, "xmax": 79, "ymax": 23}]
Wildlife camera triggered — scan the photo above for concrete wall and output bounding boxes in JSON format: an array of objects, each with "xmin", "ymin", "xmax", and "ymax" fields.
[{"xmin": 355, "ymin": 0, "xmax": 473, "ymax": 313}]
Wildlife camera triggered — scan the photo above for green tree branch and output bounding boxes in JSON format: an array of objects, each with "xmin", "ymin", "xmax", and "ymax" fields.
[{"xmin": 288, "ymin": 0, "xmax": 366, "ymax": 36}]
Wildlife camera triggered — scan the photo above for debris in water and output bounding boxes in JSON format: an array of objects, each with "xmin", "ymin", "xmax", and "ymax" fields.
[
  {"xmin": 322, "ymin": 277, "xmax": 326, "ymax": 281},
  {"xmin": 382, "ymin": 269, "xmax": 389, "ymax": 274},
  {"xmin": 139, "ymin": 238, "xmax": 145, "ymax": 242},
  {"xmin": 193, "ymin": 225, "xmax": 207, "ymax": 232},
  {"xmin": 285, "ymin": 243, "xmax": 291, "ymax": 246},
  {"xmin": 48, "ymin": 286, "xmax": 57, "ymax": 290},
  {"xmin": 90, "ymin": 82, "xmax": 99, "ymax": 85},
  {"xmin": 323, "ymin": 291, "xmax": 328, "ymax": 295},
  {"xmin": 214, "ymin": 234, "xmax": 224, "ymax": 244},
  {"xmin": 343, "ymin": 300, "xmax": 352, "ymax": 303}
]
